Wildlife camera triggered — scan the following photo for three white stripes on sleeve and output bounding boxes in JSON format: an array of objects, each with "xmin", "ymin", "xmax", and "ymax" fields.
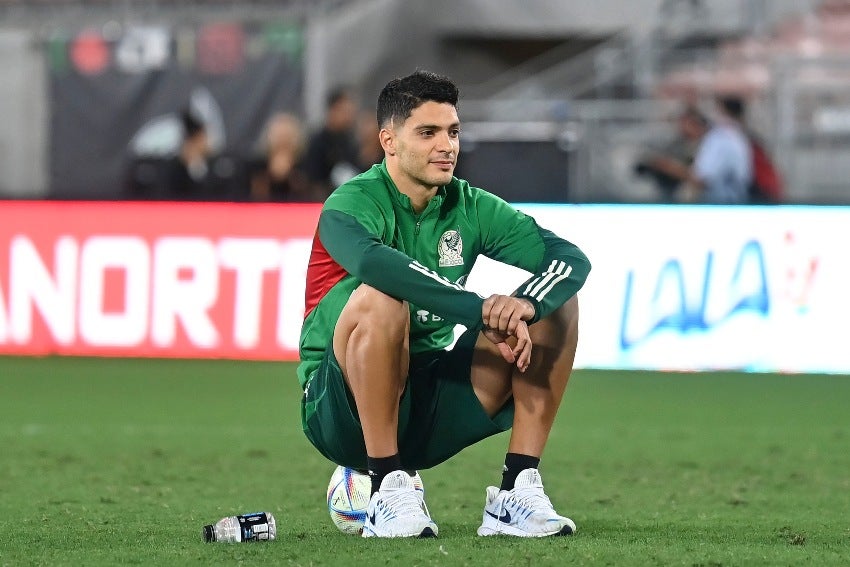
[
  {"xmin": 408, "ymin": 259, "xmax": 572, "ymax": 302},
  {"xmin": 522, "ymin": 260, "xmax": 573, "ymax": 301}
]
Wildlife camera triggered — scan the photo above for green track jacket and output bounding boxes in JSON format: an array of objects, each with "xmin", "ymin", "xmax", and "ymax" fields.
[{"xmin": 297, "ymin": 161, "xmax": 590, "ymax": 388}]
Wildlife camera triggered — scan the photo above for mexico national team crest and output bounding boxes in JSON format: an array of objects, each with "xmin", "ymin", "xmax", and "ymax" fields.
[{"xmin": 438, "ymin": 230, "xmax": 463, "ymax": 267}]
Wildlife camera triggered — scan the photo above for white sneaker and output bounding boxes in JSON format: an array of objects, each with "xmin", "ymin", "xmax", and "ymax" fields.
[
  {"xmin": 362, "ymin": 470, "xmax": 438, "ymax": 538},
  {"xmin": 477, "ymin": 468, "xmax": 576, "ymax": 537}
]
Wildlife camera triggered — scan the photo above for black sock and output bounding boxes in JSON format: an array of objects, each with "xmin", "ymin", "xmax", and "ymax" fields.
[
  {"xmin": 367, "ymin": 454, "xmax": 402, "ymax": 495},
  {"xmin": 500, "ymin": 453, "xmax": 540, "ymax": 491}
]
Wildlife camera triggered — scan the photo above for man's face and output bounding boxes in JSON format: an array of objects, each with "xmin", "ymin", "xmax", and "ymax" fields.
[
  {"xmin": 384, "ymin": 101, "xmax": 459, "ymax": 189},
  {"xmin": 329, "ymin": 96, "xmax": 357, "ymax": 131},
  {"xmin": 679, "ymin": 115, "xmax": 704, "ymax": 141}
]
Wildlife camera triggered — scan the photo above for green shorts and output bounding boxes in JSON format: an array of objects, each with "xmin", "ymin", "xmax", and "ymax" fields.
[{"xmin": 300, "ymin": 328, "xmax": 514, "ymax": 470}]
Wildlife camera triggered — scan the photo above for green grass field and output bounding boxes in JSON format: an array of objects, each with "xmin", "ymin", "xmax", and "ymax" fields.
[{"xmin": 1, "ymin": 357, "xmax": 849, "ymax": 566}]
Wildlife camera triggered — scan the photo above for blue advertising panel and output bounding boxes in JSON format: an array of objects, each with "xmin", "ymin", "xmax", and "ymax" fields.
[{"xmin": 465, "ymin": 205, "xmax": 848, "ymax": 374}]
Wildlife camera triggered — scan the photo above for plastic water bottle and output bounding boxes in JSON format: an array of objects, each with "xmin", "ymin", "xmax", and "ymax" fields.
[{"xmin": 203, "ymin": 512, "xmax": 276, "ymax": 542}]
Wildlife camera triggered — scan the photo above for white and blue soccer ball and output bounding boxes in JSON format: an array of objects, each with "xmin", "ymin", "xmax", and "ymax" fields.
[{"xmin": 327, "ymin": 465, "xmax": 372, "ymax": 534}]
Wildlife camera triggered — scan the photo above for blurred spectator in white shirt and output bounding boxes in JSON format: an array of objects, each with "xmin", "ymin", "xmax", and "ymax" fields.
[{"xmin": 642, "ymin": 97, "xmax": 752, "ymax": 204}]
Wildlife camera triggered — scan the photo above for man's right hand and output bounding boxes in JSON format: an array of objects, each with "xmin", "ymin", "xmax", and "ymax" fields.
[{"xmin": 482, "ymin": 320, "xmax": 532, "ymax": 373}]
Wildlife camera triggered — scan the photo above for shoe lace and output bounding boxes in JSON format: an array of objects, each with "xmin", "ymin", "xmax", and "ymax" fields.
[
  {"xmin": 509, "ymin": 486, "xmax": 557, "ymax": 517},
  {"xmin": 381, "ymin": 488, "xmax": 428, "ymax": 520}
]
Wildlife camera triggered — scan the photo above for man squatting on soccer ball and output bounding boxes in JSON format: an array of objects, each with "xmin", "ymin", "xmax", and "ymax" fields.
[{"xmin": 297, "ymin": 70, "xmax": 591, "ymax": 538}]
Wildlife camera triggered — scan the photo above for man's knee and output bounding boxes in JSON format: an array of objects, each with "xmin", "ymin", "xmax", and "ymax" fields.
[
  {"xmin": 531, "ymin": 296, "xmax": 579, "ymax": 346},
  {"xmin": 344, "ymin": 284, "xmax": 409, "ymax": 340},
  {"xmin": 334, "ymin": 285, "xmax": 410, "ymax": 397}
]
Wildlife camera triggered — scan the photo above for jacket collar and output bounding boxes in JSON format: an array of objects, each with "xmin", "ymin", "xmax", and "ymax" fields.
[{"xmin": 378, "ymin": 160, "xmax": 449, "ymax": 212}]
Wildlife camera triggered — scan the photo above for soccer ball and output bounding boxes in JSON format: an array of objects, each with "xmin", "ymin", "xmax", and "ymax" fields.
[{"xmin": 326, "ymin": 466, "xmax": 371, "ymax": 535}]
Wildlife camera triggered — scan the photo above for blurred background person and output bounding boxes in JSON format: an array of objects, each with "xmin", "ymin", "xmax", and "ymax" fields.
[
  {"xmin": 302, "ymin": 86, "xmax": 361, "ymax": 198},
  {"xmin": 249, "ymin": 112, "xmax": 313, "ymax": 202},
  {"xmin": 639, "ymin": 97, "xmax": 752, "ymax": 204},
  {"xmin": 356, "ymin": 109, "xmax": 384, "ymax": 171},
  {"xmin": 634, "ymin": 105, "xmax": 708, "ymax": 202},
  {"xmin": 717, "ymin": 95, "xmax": 784, "ymax": 204},
  {"xmin": 164, "ymin": 108, "xmax": 215, "ymax": 200}
]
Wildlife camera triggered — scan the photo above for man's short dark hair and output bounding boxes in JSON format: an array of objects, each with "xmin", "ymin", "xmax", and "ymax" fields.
[
  {"xmin": 326, "ymin": 86, "xmax": 353, "ymax": 110},
  {"xmin": 377, "ymin": 70, "xmax": 459, "ymax": 128},
  {"xmin": 717, "ymin": 95, "xmax": 746, "ymax": 121},
  {"xmin": 180, "ymin": 108, "xmax": 205, "ymax": 138}
]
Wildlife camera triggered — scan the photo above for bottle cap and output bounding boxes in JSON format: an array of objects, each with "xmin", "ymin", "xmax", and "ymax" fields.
[{"xmin": 202, "ymin": 524, "xmax": 214, "ymax": 542}]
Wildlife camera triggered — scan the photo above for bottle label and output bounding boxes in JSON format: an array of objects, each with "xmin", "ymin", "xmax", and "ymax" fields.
[{"xmin": 237, "ymin": 512, "xmax": 273, "ymax": 542}]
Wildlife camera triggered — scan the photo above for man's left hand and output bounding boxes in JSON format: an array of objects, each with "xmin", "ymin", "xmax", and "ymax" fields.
[{"xmin": 481, "ymin": 295, "xmax": 535, "ymax": 335}]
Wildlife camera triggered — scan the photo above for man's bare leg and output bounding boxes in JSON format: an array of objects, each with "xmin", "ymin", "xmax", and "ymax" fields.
[
  {"xmin": 334, "ymin": 285, "xmax": 438, "ymax": 538},
  {"xmin": 472, "ymin": 296, "xmax": 580, "ymax": 537},
  {"xmin": 471, "ymin": 296, "xmax": 579, "ymax": 445},
  {"xmin": 333, "ymin": 284, "xmax": 409, "ymax": 459},
  {"xmin": 508, "ymin": 296, "xmax": 579, "ymax": 457}
]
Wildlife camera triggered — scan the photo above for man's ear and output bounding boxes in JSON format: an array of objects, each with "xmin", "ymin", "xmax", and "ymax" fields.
[{"xmin": 379, "ymin": 127, "xmax": 396, "ymax": 156}]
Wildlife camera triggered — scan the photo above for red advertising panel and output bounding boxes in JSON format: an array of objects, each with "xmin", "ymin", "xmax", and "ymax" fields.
[{"xmin": 0, "ymin": 201, "xmax": 321, "ymax": 360}]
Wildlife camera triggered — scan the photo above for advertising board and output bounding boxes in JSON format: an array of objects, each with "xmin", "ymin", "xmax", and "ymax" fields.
[{"xmin": 1, "ymin": 202, "xmax": 846, "ymax": 373}]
